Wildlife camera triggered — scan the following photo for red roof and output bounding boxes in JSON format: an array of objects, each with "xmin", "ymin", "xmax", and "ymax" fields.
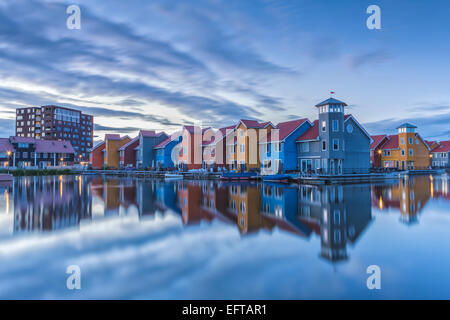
[
  {"xmin": 296, "ymin": 120, "xmax": 319, "ymax": 141},
  {"xmin": 118, "ymin": 136, "xmax": 139, "ymax": 151},
  {"xmin": 261, "ymin": 118, "xmax": 308, "ymax": 143},
  {"xmin": 0, "ymin": 138, "xmax": 13, "ymax": 153},
  {"xmin": 380, "ymin": 135, "xmax": 399, "ymax": 150},
  {"xmin": 370, "ymin": 135, "xmax": 388, "ymax": 150},
  {"xmin": 432, "ymin": 140, "xmax": 450, "ymax": 153}
]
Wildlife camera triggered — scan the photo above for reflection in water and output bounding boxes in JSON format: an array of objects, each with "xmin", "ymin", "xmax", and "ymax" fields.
[
  {"xmin": 372, "ymin": 175, "xmax": 449, "ymax": 224},
  {"xmin": 7, "ymin": 174, "xmax": 450, "ymax": 262}
]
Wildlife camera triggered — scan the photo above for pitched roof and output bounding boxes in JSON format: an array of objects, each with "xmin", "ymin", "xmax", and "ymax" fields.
[
  {"xmin": 238, "ymin": 119, "xmax": 273, "ymax": 129},
  {"xmin": 260, "ymin": 118, "xmax": 309, "ymax": 143},
  {"xmin": 370, "ymin": 135, "xmax": 388, "ymax": 150},
  {"xmin": 35, "ymin": 140, "xmax": 75, "ymax": 153},
  {"xmin": 105, "ymin": 134, "xmax": 121, "ymax": 140},
  {"xmin": 202, "ymin": 125, "xmax": 235, "ymax": 146},
  {"xmin": 0, "ymin": 138, "xmax": 13, "ymax": 153},
  {"xmin": 91, "ymin": 141, "xmax": 105, "ymax": 151},
  {"xmin": 396, "ymin": 123, "xmax": 417, "ymax": 129},
  {"xmin": 380, "ymin": 135, "xmax": 399, "ymax": 149},
  {"xmin": 315, "ymin": 98, "xmax": 347, "ymax": 107},
  {"xmin": 425, "ymin": 140, "xmax": 437, "ymax": 147},
  {"xmin": 183, "ymin": 126, "xmax": 210, "ymax": 135},
  {"xmin": 432, "ymin": 140, "xmax": 450, "ymax": 153},
  {"xmin": 139, "ymin": 130, "xmax": 167, "ymax": 138},
  {"xmin": 118, "ymin": 136, "xmax": 139, "ymax": 151},
  {"xmin": 296, "ymin": 120, "xmax": 319, "ymax": 141}
]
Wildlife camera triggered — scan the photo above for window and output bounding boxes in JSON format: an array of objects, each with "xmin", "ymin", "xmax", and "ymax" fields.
[
  {"xmin": 401, "ymin": 138, "xmax": 405, "ymax": 145},
  {"xmin": 332, "ymin": 120, "xmax": 339, "ymax": 132},
  {"xmin": 409, "ymin": 148, "xmax": 413, "ymax": 156},
  {"xmin": 409, "ymin": 137, "xmax": 413, "ymax": 144},
  {"xmin": 334, "ymin": 210, "xmax": 340, "ymax": 224},
  {"xmin": 240, "ymin": 129, "xmax": 244, "ymax": 137},
  {"xmin": 383, "ymin": 150, "xmax": 391, "ymax": 156},
  {"xmin": 239, "ymin": 201, "xmax": 246, "ymax": 213},
  {"xmin": 239, "ymin": 144, "xmax": 245, "ymax": 152},
  {"xmin": 401, "ymin": 149, "xmax": 405, "ymax": 156},
  {"xmin": 322, "ymin": 141, "xmax": 326, "ymax": 151},
  {"xmin": 333, "ymin": 139, "xmax": 339, "ymax": 151},
  {"xmin": 273, "ymin": 142, "xmax": 281, "ymax": 152},
  {"xmin": 301, "ymin": 142, "xmax": 309, "ymax": 152},
  {"xmin": 322, "ymin": 121, "xmax": 326, "ymax": 132}
]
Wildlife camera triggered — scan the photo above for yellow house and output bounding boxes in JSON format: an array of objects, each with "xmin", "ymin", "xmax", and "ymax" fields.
[
  {"xmin": 103, "ymin": 134, "xmax": 131, "ymax": 169},
  {"xmin": 379, "ymin": 123, "xmax": 431, "ymax": 170},
  {"xmin": 232, "ymin": 119, "xmax": 274, "ymax": 172}
]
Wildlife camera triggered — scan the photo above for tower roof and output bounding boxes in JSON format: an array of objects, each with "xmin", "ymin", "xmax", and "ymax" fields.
[
  {"xmin": 315, "ymin": 98, "xmax": 347, "ymax": 107},
  {"xmin": 396, "ymin": 123, "xmax": 417, "ymax": 129}
]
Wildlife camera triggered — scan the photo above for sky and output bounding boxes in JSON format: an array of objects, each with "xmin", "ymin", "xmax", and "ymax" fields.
[{"xmin": 0, "ymin": 0, "xmax": 449, "ymax": 141}]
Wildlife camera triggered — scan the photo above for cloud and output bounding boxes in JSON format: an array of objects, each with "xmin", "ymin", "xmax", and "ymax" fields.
[{"xmin": 346, "ymin": 50, "xmax": 391, "ymax": 70}]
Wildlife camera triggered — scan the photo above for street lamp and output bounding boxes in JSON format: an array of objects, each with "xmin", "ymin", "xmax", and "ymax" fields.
[
  {"xmin": 6, "ymin": 151, "xmax": 11, "ymax": 174},
  {"xmin": 60, "ymin": 157, "xmax": 64, "ymax": 167}
]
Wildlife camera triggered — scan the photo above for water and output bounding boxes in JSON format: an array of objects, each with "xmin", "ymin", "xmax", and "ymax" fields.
[{"xmin": 0, "ymin": 174, "xmax": 449, "ymax": 299}]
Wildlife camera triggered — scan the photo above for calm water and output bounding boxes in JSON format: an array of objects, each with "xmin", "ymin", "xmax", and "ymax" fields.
[{"xmin": 0, "ymin": 174, "xmax": 449, "ymax": 299}]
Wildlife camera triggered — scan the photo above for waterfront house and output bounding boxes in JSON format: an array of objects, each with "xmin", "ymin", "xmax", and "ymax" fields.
[
  {"xmin": 154, "ymin": 133, "xmax": 182, "ymax": 170},
  {"xmin": 103, "ymin": 134, "xmax": 131, "ymax": 169},
  {"xmin": 202, "ymin": 125, "xmax": 235, "ymax": 171},
  {"xmin": 296, "ymin": 98, "xmax": 371, "ymax": 174},
  {"xmin": 118, "ymin": 136, "xmax": 139, "ymax": 168},
  {"xmin": 89, "ymin": 141, "xmax": 105, "ymax": 169},
  {"xmin": 373, "ymin": 123, "xmax": 431, "ymax": 170},
  {"xmin": 7, "ymin": 136, "xmax": 74, "ymax": 168},
  {"xmin": 430, "ymin": 140, "xmax": 450, "ymax": 168},
  {"xmin": 234, "ymin": 120, "xmax": 275, "ymax": 172},
  {"xmin": 0, "ymin": 138, "xmax": 14, "ymax": 168},
  {"xmin": 177, "ymin": 126, "xmax": 209, "ymax": 170},
  {"xmin": 136, "ymin": 130, "xmax": 168, "ymax": 169},
  {"xmin": 259, "ymin": 118, "xmax": 310, "ymax": 174},
  {"xmin": 370, "ymin": 134, "xmax": 390, "ymax": 167}
]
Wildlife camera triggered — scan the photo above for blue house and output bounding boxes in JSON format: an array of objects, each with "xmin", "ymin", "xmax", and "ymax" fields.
[
  {"xmin": 296, "ymin": 98, "xmax": 372, "ymax": 174},
  {"xmin": 136, "ymin": 130, "xmax": 168, "ymax": 169},
  {"xmin": 259, "ymin": 118, "xmax": 311, "ymax": 174},
  {"xmin": 154, "ymin": 133, "xmax": 182, "ymax": 170}
]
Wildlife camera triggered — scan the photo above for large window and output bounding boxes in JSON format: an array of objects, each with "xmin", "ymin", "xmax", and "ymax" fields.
[
  {"xmin": 301, "ymin": 142, "xmax": 309, "ymax": 152},
  {"xmin": 332, "ymin": 120, "xmax": 339, "ymax": 132},
  {"xmin": 333, "ymin": 139, "xmax": 339, "ymax": 151},
  {"xmin": 322, "ymin": 121, "xmax": 326, "ymax": 132}
]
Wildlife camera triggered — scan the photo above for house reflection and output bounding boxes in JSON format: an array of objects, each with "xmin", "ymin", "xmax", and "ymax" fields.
[
  {"xmin": 13, "ymin": 176, "xmax": 92, "ymax": 233},
  {"xmin": 298, "ymin": 184, "xmax": 373, "ymax": 262},
  {"xmin": 371, "ymin": 175, "xmax": 447, "ymax": 224}
]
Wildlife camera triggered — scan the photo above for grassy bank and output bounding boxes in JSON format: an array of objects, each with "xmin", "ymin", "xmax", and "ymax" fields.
[{"xmin": 0, "ymin": 168, "xmax": 75, "ymax": 177}]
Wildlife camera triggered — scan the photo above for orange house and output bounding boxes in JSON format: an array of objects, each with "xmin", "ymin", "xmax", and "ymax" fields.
[
  {"xmin": 103, "ymin": 134, "xmax": 131, "ymax": 169},
  {"xmin": 375, "ymin": 123, "xmax": 431, "ymax": 170},
  {"xmin": 234, "ymin": 120, "xmax": 274, "ymax": 172}
]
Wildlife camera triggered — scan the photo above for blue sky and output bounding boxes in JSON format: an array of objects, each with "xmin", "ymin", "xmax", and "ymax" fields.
[{"xmin": 0, "ymin": 0, "xmax": 449, "ymax": 140}]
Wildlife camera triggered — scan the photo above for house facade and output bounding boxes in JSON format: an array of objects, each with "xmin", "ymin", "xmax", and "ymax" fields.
[
  {"xmin": 0, "ymin": 138, "xmax": 14, "ymax": 168},
  {"xmin": 259, "ymin": 118, "xmax": 310, "ymax": 174},
  {"xmin": 118, "ymin": 136, "xmax": 139, "ymax": 168},
  {"xmin": 296, "ymin": 98, "xmax": 371, "ymax": 174},
  {"xmin": 89, "ymin": 141, "xmax": 105, "ymax": 169},
  {"xmin": 104, "ymin": 134, "xmax": 131, "ymax": 169},
  {"xmin": 136, "ymin": 130, "xmax": 168, "ymax": 169},
  {"xmin": 202, "ymin": 126, "xmax": 234, "ymax": 171},
  {"xmin": 154, "ymin": 134, "xmax": 182, "ymax": 170},
  {"xmin": 233, "ymin": 120, "xmax": 274, "ymax": 172},
  {"xmin": 375, "ymin": 123, "xmax": 431, "ymax": 170},
  {"xmin": 177, "ymin": 126, "xmax": 208, "ymax": 170},
  {"xmin": 431, "ymin": 141, "xmax": 450, "ymax": 168},
  {"xmin": 370, "ymin": 135, "xmax": 390, "ymax": 168}
]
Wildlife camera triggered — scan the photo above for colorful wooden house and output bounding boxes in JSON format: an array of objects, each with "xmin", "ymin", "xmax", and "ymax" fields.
[
  {"xmin": 118, "ymin": 136, "xmax": 139, "ymax": 168},
  {"xmin": 89, "ymin": 141, "xmax": 105, "ymax": 169},
  {"xmin": 202, "ymin": 125, "xmax": 235, "ymax": 171},
  {"xmin": 136, "ymin": 130, "xmax": 168, "ymax": 169},
  {"xmin": 259, "ymin": 118, "xmax": 310, "ymax": 174},
  {"xmin": 154, "ymin": 133, "xmax": 182, "ymax": 170},
  {"xmin": 372, "ymin": 123, "xmax": 431, "ymax": 170},
  {"xmin": 103, "ymin": 134, "xmax": 131, "ymax": 169},
  {"xmin": 177, "ymin": 126, "xmax": 209, "ymax": 170},
  {"xmin": 233, "ymin": 119, "xmax": 275, "ymax": 172},
  {"xmin": 430, "ymin": 140, "xmax": 450, "ymax": 168}
]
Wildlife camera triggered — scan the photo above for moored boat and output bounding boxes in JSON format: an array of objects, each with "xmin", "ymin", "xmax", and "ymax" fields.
[
  {"xmin": 221, "ymin": 172, "xmax": 257, "ymax": 180},
  {"xmin": 165, "ymin": 173, "xmax": 184, "ymax": 180},
  {"xmin": 261, "ymin": 174, "xmax": 293, "ymax": 182}
]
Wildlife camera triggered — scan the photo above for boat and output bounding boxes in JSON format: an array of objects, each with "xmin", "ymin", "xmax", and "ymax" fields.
[
  {"xmin": 165, "ymin": 173, "xmax": 184, "ymax": 180},
  {"xmin": 261, "ymin": 174, "xmax": 293, "ymax": 182},
  {"xmin": 0, "ymin": 174, "xmax": 13, "ymax": 182},
  {"xmin": 221, "ymin": 172, "xmax": 257, "ymax": 180}
]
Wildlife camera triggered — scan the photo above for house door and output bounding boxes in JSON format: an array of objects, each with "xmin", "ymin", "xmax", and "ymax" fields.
[{"xmin": 401, "ymin": 161, "xmax": 405, "ymax": 170}]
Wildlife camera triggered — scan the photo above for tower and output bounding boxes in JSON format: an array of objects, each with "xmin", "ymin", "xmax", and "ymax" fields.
[
  {"xmin": 396, "ymin": 123, "xmax": 417, "ymax": 170},
  {"xmin": 315, "ymin": 97, "xmax": 347, "ymax": 175}
]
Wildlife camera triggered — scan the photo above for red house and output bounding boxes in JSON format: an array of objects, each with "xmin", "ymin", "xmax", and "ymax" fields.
[
  {"xmin": 118, "ymin": 136, "xmax": 139, "ymax": 168},
  {"xmin": 370, "ymin": 134, "xmax": 389, "ymax": 168},
  {"xmin": 90, "ymin": 141, "xmax": 105, "ymax": 169}
]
